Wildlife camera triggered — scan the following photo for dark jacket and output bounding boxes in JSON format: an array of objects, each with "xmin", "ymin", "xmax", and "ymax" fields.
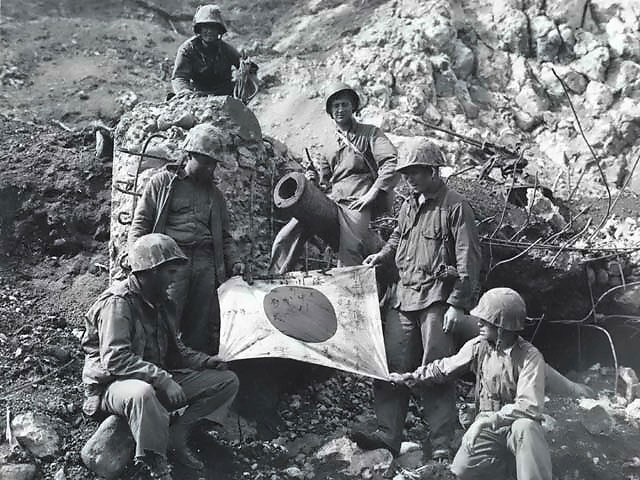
[
  {"xmin": 128, "ymin": 167, "xmax": 240, "ymax": 285},
  {"xmin": 378, "ymin": 182, "xmax": 481, "ymax": 311},
  {"xmin": 171, "ymin": 36, "xmax": 241, "ymax": 94}
]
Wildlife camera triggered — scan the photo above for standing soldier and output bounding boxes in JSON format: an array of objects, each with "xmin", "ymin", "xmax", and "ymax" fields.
[
  {"xmin": 270, "ymin": 81, "xmax": 397, "ymax": 272},
  {"xmin": 82, "ymin": 234, "xmax": 239, "ymax": 477},
  {"xmin": 128, "ymin": 123, "xmax": 244, "ymax": 355},
  {"xmin": 171, "ymin": 4, "xmax": 258, "ymax": 96},
  {"xmin": 353, "ymin": 139, "xmax": 482, "ymax": 460},
  {"xmin": 390, "ymin": 288, "xmax": 552, "ymax": 480}
]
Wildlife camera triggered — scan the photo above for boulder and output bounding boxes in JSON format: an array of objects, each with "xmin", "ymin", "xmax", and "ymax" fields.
[
  {"xmin": 581, "ymin": 405, "xmax": 615, "ymax": 435},
  {"xmin": 420, "ymin": 14, "xmax": 456, "ymax": 55},
  {"xmin": 572, "ymin": 46, "xmax": 611, "ymax": 81},
  {"xmin": 515, "ymin": 83, "xmax": 550, "ymax": 117},
  {"xmin": 452, "ymin": 40, "xmax": 475, "ymax": 79},
  {"xmin": 531, "ymin": 15, "xmax": 563, "ymax": 61},
  {"xmin": 81, "ymin": 415, "xmax": 135, "ymax": 480},
  {"xmin": 606, "ymin": 17, "xmax": 640, "ymax": 60},
  {"xmin": 607, "ymin": 59, "xmax": 640, "ymax": 97},
  {"xmin": 10, "ymin": 413, "xmax": 59, "ymax": 459},
  {"xmin": 347, "ymin": 448, "xmax": 393, "ymax": 476},
  {"xmin": 493, "ymin": 5, "xmax": 530, "ymax": 55},
  {"xmin": 546, "ymin": 0, "xmax": 590, "ymax": 28},
  {"xmin": 585, "ymin": 81, "xmax": 615, "ymax": 112},
  {"xmin": 0, "ymin": 464, "xmax": 37, "ymax": 480}
]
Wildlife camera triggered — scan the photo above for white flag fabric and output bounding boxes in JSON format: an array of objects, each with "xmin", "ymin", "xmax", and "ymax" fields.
[{"xmin": 218, "ymin": 265, "xmax": 390, "ymax": 380}]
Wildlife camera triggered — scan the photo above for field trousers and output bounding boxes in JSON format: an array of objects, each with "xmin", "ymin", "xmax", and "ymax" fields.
[
  {"xmin": 373, "ymin": 302, "xmax": 456, "ymax": 453},
  {"xmin": 101, "ymin": 369, "xmax": 239, "ymax": 459},
  {"xmin": 451, "ymin": 415, "xmax": 552, "ymax": 480}
]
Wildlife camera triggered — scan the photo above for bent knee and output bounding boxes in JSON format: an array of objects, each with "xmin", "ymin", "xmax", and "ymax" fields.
[
  {"xmin": 127, "ymin": 381, "xmax": 159, "ymax": 405},
  {"xmin": 511, "ymin": 418, "xmax": 542, "ymax": 439}
]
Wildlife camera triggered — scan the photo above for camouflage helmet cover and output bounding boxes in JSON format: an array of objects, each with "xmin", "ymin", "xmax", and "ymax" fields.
[
  {"xmin": 470, "ymin": 287, "xmax": 527, "ymax": 331},
  {"xmin": 325, "ymin": 81, "xmax": 360, "ymax": 115},
  {"xmin": 183, "ymin": 123, "xmax": 232, "ymax": 160},
  {"xmin": 193, "ymin": 4, "xmax": 227, "ymax": 34},
  {"xmin": 129, "ymin": 233, "xmax": 188, "ymax": 273},
  {"xmin": 396, "ymin": 138, "xmax": 446, "ymax": 172}
]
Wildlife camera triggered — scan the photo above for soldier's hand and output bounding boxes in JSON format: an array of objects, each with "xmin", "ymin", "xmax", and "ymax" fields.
[
  {"xmin": 389, "ymin": 372, "xmax": 417, "ymax": 388},
  {"xmin": 231, "ymin": 262, "xmax": 245, "ymax": 276},
  {"xmin": 349, "ymin": 187, "xmax": 379, "ymax": 212},
  {"xmin": 205, "ymin": 355, "xmax": 228, "ymax": 370},
  {"xmin": 164, "ymin": 379, "xmax": 187, "ymax": 408},
  {"xmin": 443, "ymin": 306, "xmax": 465, "ymax": 334},
  {"xmin": 363, "ymin": 253, "xmax": 382, "ymax": 267},
  {"xmin": 463, "ymin": 417, "xmax": 493, "ymax": 454},
  {"xmin": 304, "ymin": 169, "xmax": 319, "ymax": 184}
]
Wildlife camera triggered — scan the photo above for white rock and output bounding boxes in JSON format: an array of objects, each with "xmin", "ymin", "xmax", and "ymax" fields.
[
  {"xmin": 572, "ymin": 46, "xmax": 611, "ymax": 81},
  {"xmin": 11, "ymin": 413, "xmax": 60, "ymax": 459},
  {"xmin": 283, "ymin": 466, "xmax": 305, "ymax": 479},
  {"xmin": 315, "ymin": 436, "xmax": 357, "ymax": 460},
  {"xmin": 607, "ymin": 60, "xmax": 640, "ymax": 96},
  {"xmin": 399, "ymin": 441, "xmax": 421, "ymax": 455},
  {"xmin": 531, "ymin": 15, "xmax": 562, "ymax": 61},
  {"xmin": 515, "ymin": 84, "xmax": 550, "ymax": 117},
  {"xmin": 493, "ymin": 6, "xmax": 530, "ymax": 55},
  {"xmin": 546, "ymin": 0, "xmax": 589, "ymax": 28},
  {"xmin": 347, "ymin": 448, "xmax": 393, "ymax": 476},
  {"xmin": 606, "ymin": 17, "xmax": 640, "ymax": 60},
  {"xmin": 585, "ymin": 81, "xmax": 615, "ymax": 112}
]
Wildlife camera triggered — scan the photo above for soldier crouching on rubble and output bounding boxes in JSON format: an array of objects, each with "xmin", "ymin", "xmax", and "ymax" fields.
[
  {"xmin": 128, "ymin": 123, "xmax": 245, "ymax": 355},
  {"xmin": 390, "ymin": 288, "xmax": 553, "ymax": 480},
  {"xmin": 171, "ymin": 4, "xmax": 258, "ymax": 96},
  {"xmin": 81, "ymin": 234, "xmax": 239, "ymax": 479},
  {"xmin": 270, "ymin": 81, "xmax": 398, "ymax": 272},
  {"xmin": 352, "ymin": 139, "xmax": 482, "ymax": 461}
]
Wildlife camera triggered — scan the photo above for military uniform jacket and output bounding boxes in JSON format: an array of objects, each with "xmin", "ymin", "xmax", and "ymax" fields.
[
  {"xmin": 378, "ymin": 183, "xmax": 481, "ymax": 312},
  {"xmin": 172, "ymin": 36, "xmax": 241, "ymax": 94},
  {"xmin": 81, "ymin": 275, "xmax": 211, "ymax": 390},
  {"xmin": 128, "ymin": 167, "xmax": 239, "ymax": 285},
  {"xmin": 318, "ymin": 120, "xmax": 397, "ymax": 215}
]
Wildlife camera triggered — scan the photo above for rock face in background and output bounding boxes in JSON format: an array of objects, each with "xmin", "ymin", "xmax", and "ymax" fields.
[{"xmin": 110, "ymin": 95, "xmax": 297, "ymax": 280}]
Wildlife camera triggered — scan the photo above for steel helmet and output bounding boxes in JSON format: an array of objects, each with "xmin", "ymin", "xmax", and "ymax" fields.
[
  {"xmin": 183, "ymin": 123, "xmax": 232, "ymax": 160},
  {"xmin": 470, "ymin": 288, "xmax": 526, "ymax": 331},
  {"xmin": 129, "ymin": 233, "xmax": 188, "ymax": 273},
  {"xmin": 396, "ymin": 138, "xmax": 446, "ymax": 172},
  {"xmin": 193, "ymin": 4, "xmax": 227, "ymax": 34},
  {"xmin": 325, "ymin": 81, "xmax": 360, "ymax": 115}
]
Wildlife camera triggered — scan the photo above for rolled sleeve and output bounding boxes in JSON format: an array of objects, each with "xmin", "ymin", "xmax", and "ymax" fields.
[
  {"xmin": 171, "ymin": 45, "xmax": 194, "ymax": 93},
  {"xmin": 495, "ymin": 347, "xmax": 546, "ymax": 426},
  {"xmin": 369, "ymin": 129, "xmax": 398, "ymax": 193},
  {"xmin": 413, "ymin": 337, "xmax": 478, "ymax": 384}
]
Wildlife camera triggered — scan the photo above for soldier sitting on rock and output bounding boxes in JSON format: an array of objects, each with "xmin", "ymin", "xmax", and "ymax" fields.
[
  {"xmin": 171, "ymin": 4, "xmax": 258, "ymax": 96},
  {"xmin": 81, "ymin": 233, "xmax": 239, "ymax": 479},
  {"xmin": 390, "ymin": 288, "xmax": 553, "ymax": 480}
]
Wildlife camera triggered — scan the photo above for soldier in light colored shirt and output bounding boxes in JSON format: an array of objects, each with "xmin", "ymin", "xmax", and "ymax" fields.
[{"xmin": 390, "ymin": 287, "xmax": 552, "ymax": 480}]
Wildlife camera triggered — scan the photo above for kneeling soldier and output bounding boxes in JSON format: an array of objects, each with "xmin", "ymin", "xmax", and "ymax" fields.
[
  {"xmin": 81, "ymin": 233, "xmax": 239, "ymax": 479},
  {"xmin": 390, "ymin": 288, "xmax": 552, "ymax": 480}
]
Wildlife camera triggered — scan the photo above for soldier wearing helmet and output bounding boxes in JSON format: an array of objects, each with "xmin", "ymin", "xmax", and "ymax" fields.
[
  {"xmin": 81, "ymin": 234, "xmax": 240, "ymax": 477},
  {"xmin": 171, "ymin": 4, "xmax": 258, "ymax": 95},
  {"xmin": 389, "ymin": 288, "xmax": 552, "ymax": 480},
  {"xmin": 270, "ymin": 81, "xmax": 398, "ymax": 273},
  {"xmin": 128, "ymin": 123, "xmax": 244, "ymax": 356},
  {"xmin": 351, "ymin": 139, "xmax": 481, "ymax": 460}
]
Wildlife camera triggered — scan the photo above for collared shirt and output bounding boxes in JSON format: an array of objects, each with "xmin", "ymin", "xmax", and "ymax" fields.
[
  {"xmin": 378, "ymin": 182, "xmax": 482, "ymax": 311},
  {"xmin": 412, "ymin": 336, "xmax": 546, "ymax": 426},
  {"xmin": 81, "ymin": 275, "xmax": 211, "ymax": 390},
  {"xmin": 164, "ymin": 174, "xmax": 215, "ymax": 246},
  {"xmin": 171, "ymin": 36, "xmax": 241, "ymax": 94},
  {"xmin": 318, "ymin": 120, "xmax": 397, "ymax": 207}
]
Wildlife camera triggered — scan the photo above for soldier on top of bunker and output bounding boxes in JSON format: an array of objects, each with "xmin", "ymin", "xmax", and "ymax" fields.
[{"xmin": 172, "ymin": 4, "xmax": 258, "ymax": 96}]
